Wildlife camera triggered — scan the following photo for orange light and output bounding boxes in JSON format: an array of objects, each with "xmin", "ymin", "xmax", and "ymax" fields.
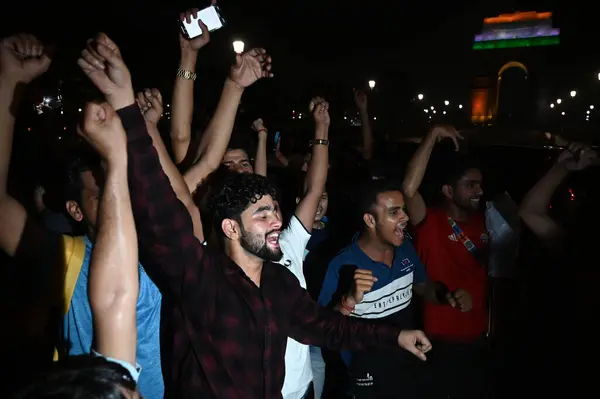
[
  {"xmin": 27, "ymin": 127, "xmax": 31, "ymax": 131},
  {"xmin": 484, "ymin": 11, "xmax": 552, "ymax": 25}
]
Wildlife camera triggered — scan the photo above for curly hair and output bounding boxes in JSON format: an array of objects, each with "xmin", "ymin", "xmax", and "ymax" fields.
[
  {"xmin": 13, "ymin": 355, "xmax": 136, "ymax": 399},
  {"xmin": 211, "ymin": 172, "xmax": 278, "ymax": 238}
]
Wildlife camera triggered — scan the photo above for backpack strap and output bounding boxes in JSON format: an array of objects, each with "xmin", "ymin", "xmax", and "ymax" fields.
[{"xmin": 53, "ymin": 235, "xmax": 86, "ymax": 361}]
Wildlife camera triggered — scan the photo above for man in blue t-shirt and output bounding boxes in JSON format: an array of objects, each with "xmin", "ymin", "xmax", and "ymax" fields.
[
  {"xmin": 318, "ymin": 180, "xmax": 473, "ymax": 399},
  {"xmin": 5, "ymin": 150, "xmax": 164, "ymax": 399}
]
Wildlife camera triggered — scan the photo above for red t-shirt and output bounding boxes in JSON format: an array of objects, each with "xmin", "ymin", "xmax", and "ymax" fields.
[{"xmin": 412, "ymin": 207, "xmax": 489, "ymax": 342}]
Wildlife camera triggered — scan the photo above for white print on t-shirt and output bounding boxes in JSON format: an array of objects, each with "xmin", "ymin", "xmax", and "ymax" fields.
[
  {"xmin": 355, "ymin": 372, "xmax": 374, "ymax": 387},
  {"xmin": 351, "ymin": 272, "xmax": 413, "ymax": 319},
  {"xmin": 448, "ymin": 234, "xmax": 458, "ymax": 242}
]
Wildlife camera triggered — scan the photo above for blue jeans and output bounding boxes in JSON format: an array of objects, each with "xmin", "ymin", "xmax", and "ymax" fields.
[{"xmin": 310, "ymin": 346, "xmax": 325, "ymax": 399}]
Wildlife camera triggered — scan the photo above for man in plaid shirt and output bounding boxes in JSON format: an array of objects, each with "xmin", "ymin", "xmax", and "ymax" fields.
[{"xmin": 80, "ymin": 33, "xmax": 433, "ymax": 399}]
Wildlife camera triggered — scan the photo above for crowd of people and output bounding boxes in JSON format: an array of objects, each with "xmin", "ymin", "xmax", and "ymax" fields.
[{"xmin": 0, "ymin": 7, "xmax": 597, "ymax": 399}]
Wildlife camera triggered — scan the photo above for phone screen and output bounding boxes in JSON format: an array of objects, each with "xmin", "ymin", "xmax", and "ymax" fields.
[
  {"xmin": 181, "ymin": 6, "xmax": 224, "ymax": 39},
  {"xmin": 274, "ymin": 131, "xmax": 281, "ymax": 150}
]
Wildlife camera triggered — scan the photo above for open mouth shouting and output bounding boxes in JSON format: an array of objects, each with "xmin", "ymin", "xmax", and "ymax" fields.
[
  {"xmin": 266, "ymin": 230, "xmax": 281, "ymax": 249},
  {"xmin": 395, "ymin": 223, "xmax": 407, "ymax": 240}
]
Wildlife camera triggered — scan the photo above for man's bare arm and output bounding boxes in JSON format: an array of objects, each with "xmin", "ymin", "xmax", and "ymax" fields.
[
  {"xmin": 295, "ymin": 101, "xmax": 329, "ymax": 232},
  {"xmin": 89, "ymin": 154, "xmax": 137, "ymax": 365},
  {"xmin": 403, "ymin": 126, "xmax": 463, "ymax": 225},
  {"xmin": 0, "ymin": 35, "xmax": 51, "ymax": 257}
]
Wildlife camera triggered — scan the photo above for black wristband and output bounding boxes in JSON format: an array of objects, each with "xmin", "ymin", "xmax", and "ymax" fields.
[{"xmin": 435, "ymin": 282, "xmax": 451, "ymax": 305}]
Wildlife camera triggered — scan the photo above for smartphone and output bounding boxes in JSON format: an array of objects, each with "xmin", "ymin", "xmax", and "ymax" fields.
[
  {"xmin": 273, "ymin": 131, "xmax": 281, "ymax": 151},
  {"xmin": 179, "ymin": 5, "xmax": 225, "ymax": 39}
]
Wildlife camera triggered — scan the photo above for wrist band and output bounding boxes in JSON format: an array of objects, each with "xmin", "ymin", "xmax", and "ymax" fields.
[
  {"xmin": 257, "ymin": 128, "xmax": 267, "ymax": 134},
  {"xmin": 177, "ymin": 68, "xmax": 197, "ymax": 81},
  {"xmin": 341, "ymin": 297, "xmax": 355, "ymax": 313},
  {"xmin": 435, "ymin": 283, "xmax": 451, "ymax": 305},
  {"xmin": 310, "ymin": 139, "xmax": 329, "ymax": 147}
]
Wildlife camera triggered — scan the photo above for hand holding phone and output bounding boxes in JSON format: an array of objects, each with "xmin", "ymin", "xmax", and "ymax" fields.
[
  {"xmin": 273, "ymin": 131, "xmax": 281, "ymax": 151},
  {"xmin": 179, "ymin": 5, "xmax": 225, "ymax": 40}
]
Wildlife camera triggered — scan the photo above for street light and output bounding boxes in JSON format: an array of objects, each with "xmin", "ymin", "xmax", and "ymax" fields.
[
  {"xmin": 233, "ymin": 40, "xmax": 245, "ymax": 54},
  {"xmin": 417, "ymin": 93, "xmax": 424, "ymax": 100},
  {"xmin": 570, "ymin": 90, "xmax": 577, "ymax": 98},
  {"xmin": 458, "ymin": 104, "xmax": 463, "ymax": 109},
  {"xmin": 556, "ymin": 99, "xmax": 562, "ymax": 104},
  {"xmin": 444, "ymin": 100, "xmax": 449, "ymax": 106},
  {"xmin": 550, "ymin": 103, "xmax": 555, "ymax": 108},
  {"xmin": 368, "ymin": 80, "xmax": 376, "ymax": 89},
  {"xmin": 591, "ymin": 105, "xmax": 595, "ymax": 110}
]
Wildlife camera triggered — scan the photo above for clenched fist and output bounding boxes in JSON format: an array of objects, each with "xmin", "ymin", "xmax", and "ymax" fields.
[
  {"xmin": 0, "ymin": 34, "xmax": 51, "ymax": 83},
  {"xmin": 347, "ymin": 268, "xmax": 377, "ymax": 305},
  {"xmin": 77, "ymin": 102, "xmax": 127, "ymax": 164},
  {"xmin": 136, "ymin": 88, "xmax": 163, "ymax": 127},
  {"xmin": 78, "ymin": 33, "xmax": 134, "ymax": 110}
]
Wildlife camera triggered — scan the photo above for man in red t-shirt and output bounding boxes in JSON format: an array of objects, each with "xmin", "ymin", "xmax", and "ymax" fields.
[{"xmin": 403, "ymin": 125, "xmax": 488, "ymax": 399}]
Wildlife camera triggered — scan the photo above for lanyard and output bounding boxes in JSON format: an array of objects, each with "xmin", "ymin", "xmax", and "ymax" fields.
[
  {"xmin": 447, "ymin": 217, "xmax": 478, "ymax": 254},
  {"xmin": 447, "ymin": 217, "xmax": 488, "ymax": 266}
]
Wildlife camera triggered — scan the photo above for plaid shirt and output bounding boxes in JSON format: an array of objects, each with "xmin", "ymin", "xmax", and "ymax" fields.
[{"xmin": 119, "ymin": 105, "xmax": 404, "ymax": 399}]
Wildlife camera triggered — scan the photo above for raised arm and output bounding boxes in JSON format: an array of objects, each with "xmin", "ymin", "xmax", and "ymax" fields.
[
  {"xmin": 80, "ymin": 102, "xmax": 138, "ymax": 366},
  {"xmin": 183, "ymin": 48, "xmax": 273, "ymax": 191},
  {"xmin": 519, "ymin": 143, "xmax": 598, "ymax": 244},
  {"xmin": 251, "ymin": 118, "xmax": 268, "ymax": 176},
  {"xmin": 402, "ymin": 125, "xmax": 463, "ymax": 225},
  {"xmin": 170, "ymin": 8, "xmax": 212, "ymax": 164},
  {"xmin": 137, "ymin": 88, "xmax": 204, "ymax": 242},
  {"xmin": 0, "ymin": 34, "xmax": 51, "ymax": 257},
  {"xmin": 294, "ymin": 100, "xmax": 330, "ymax": 232},
  {"xmin": 353, "ymin": 89, "xmax": 373, "ymax": 160},
  {"xmin": 78, "ymin": 33, "xmax": 204, "ymax": 295}
]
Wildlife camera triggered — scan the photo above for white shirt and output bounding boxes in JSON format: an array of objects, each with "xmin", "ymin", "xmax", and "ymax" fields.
[{"xmin": 276, "ymin": 216, "xmax": 313, "ymax": 399}]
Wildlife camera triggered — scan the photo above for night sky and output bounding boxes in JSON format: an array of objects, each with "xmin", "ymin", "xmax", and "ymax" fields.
[{"xmin": 0, "ymin": 1, "xmax": 594, "ymax": 121}]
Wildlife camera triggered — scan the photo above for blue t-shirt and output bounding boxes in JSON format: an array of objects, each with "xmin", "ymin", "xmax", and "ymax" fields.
[
  {"xmin": 318, "ymin": 235, "xmax": 426, "ymax": 365},
  {"xmin": 63, "ymin": 236, "xmax": 164, "ymax": 399}
]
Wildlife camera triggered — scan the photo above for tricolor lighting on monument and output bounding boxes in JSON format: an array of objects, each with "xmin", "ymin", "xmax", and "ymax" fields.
[{"xmin": 473, "ymin": 11, "xmax": 560, "ymax": 50}]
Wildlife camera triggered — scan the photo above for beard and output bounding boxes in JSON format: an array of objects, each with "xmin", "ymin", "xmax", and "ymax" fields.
[{"xmin": 240, "ymin": 225, "xmax": 283, "ymax": 262}]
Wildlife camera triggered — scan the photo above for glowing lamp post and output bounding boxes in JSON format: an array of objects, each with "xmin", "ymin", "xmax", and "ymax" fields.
[
  {"xmin": 368, "ymin": 80, "xmax": 376, "ymax": 90},
  {"xmin": 233, "ymin": 40, "xmax": 245, "ymax": 54},
  {"xmin": 417, "ymin": 93, "xmax": 424, "ymax": 100}
]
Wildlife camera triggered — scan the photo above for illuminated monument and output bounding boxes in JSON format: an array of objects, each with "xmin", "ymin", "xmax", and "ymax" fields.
[{"xmin": 470, "ymin": 11, "xmax": 560, "ymax": 124}]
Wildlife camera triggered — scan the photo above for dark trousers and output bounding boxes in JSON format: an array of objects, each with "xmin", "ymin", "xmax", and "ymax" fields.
[
  {"xmin": 300, "ymin": 382, "xmax": 314, "ymax": 399},
  {"xmin": 350, "ymin": 349, "xmax": 426, "ymax": 399},
  {"xmin": 422, "ymin": 339, "xmax": 487, "ymax": 399}
]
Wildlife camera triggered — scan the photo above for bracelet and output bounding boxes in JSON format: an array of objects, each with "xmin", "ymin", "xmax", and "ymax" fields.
[
  {"xmin": 340, "ymin": 297, "xmax": 355, "ymax": 313},
  {"xmin": 257, "ymin": 128, "xmax": 267, "ymax": 134},
  {"xmin": 177, "ymin": 68, "xmax": 197, "ymax": 81},
  {"xmin": 309, "ymin": 139, "xmax": 329, "ymax": 147}
]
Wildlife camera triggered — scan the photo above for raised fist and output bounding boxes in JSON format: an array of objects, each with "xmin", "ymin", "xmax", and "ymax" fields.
[
  {"xmin": 136, "ymin": 88, "xmax": 163, "ymax": 126},
  {"xmin": 312, "ymin": 99, "xmax": 330, "ymax": 127},
  {"xmin": 557, "ymin": 142, "xmax": 599, "ymax": 171},
  {"xmin": 77, "ymin": 102, "xmax": 127, "ymax": 163},
  {"xmin": 77, "ymin": 33, "xmax": 133, "ymax": 109},
  {"xmin": 0, "ymin": 34, "xmax": 51, "ymax": 83}
]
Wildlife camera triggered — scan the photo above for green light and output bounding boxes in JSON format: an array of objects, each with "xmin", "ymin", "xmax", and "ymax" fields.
[{"xmin": 473, "ymin": 36, "xmax": 560, "ymax": 50}]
